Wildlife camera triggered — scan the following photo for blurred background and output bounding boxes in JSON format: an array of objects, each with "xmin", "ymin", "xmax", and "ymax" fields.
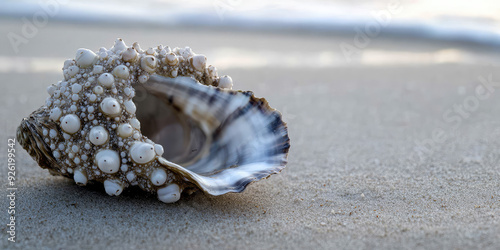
[{"xmin": 1, "ymin": 0, "xmax": 499, "ymax": 71}]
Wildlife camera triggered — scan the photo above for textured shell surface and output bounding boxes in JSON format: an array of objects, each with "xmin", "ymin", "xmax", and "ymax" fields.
[{"xmin": 17, "ymin": 38, "xmax": 290, "ymax": 203}]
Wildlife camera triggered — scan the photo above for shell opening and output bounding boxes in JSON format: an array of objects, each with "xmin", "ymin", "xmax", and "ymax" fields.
[
  {"xmin": 131, "ymin": 75, "xmax": 290, "ymax": 196},
  {"xmin": 133, "ymin": 81, "xmax": 208, "ymax": 165}
]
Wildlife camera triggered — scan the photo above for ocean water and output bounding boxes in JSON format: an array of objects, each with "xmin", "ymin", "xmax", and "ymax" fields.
[
  {"xmin": 0, "ymin": 0, "xmax": 499, "ymax": 72},
  {"xmin": 1, "ymin": 0, "xmax": 499, "ymax": 46}
]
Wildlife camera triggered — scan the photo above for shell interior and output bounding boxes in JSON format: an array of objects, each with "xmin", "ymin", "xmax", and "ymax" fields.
[{"xmin": 135, "ymin": 76, "xmax": 290, "ymax": 195}]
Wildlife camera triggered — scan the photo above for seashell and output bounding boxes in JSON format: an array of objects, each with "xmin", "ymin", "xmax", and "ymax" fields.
[{"xmin": 16, "ymin": 38, "xmax": 290, "ymax": 203}]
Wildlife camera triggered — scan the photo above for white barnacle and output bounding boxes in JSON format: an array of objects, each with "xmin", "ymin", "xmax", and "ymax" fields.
[
  {"xmin": 93, "ymin": 65, "xmax": 104, "ymax": 74},
  {"xmin": 67, "ymin": 65, "xmax": 80, "ymax": 78},
  {"xmin": 60, "ymin": 114, "xmax": 81, "ymax": 134},
  {"xmin": 98, "ymin": 73, "xmax": 115, "ymax": 88},
  {"xmin": 122, "ymin": 48, "xmax": 138, "ymax": 62},
  {"xmin": 96, "ymin": 149, "xmax": 120, "ymax": 174},
  {"xmin": 129, "ymin": 118, "xmax": 140, "ymax": 129},
  {"xmin": 218, "ymin": 75, "xmax": 233, "ymax": 89},
  {"xmin": 47, "ymin": 85, "xmax": 56, "ymax": 96},
  {"xmin": 190, "ymin": 54, "xmax": 207, "ymax": 72},
  {"xmin": 124, "ymin": 100, "xmax": 136, "ymax": 114},
  {"xmin": 75, "ymin": 48, "xmax": 98, "ymax": 68},
  {"xmin": 141, "ymin": 55, "xmax": 157, "ymax": 73},
  {"xmin": 49, "ymin": 107, "xmax": 62, "ymax": 121},
  {"xmin": 53, "ymin": 90, "xmax": 61, "ymax": 98},
  {"xmin": 146, "ymin": 47, "xmax": 156, "ymax": 55},
  {"xmin": 63, "ymin": 60, "xmax": 75, "ymax": 70},
  {"xmin": 89, "ymin": 126, "xmax": 109, "ymax": 145},
  {"xmin": 154, "ymin": 144, "xmax": 164, "ymax": 156},
  {"xmin": 126, "ymin": 172, "xmax": 136, "ymax": 182},
  {"xmin": 150, "ymin": 168, "xmax": 167, "ymax": 186},
  {"xmin": 171, "ymin": 69, "xmax": 178, "ymax": 78},
  {"xmin": 180, "ymin": 47, "xmax": 193, "ymax": 59},
  {"xmin": 72, "ymin": 83, "xmax": 82, "ymax": 94},
  {"xmin": 117, "ymin": 123, "xmax": 133, "ymax": 138},
  {"xmin": 93, "ymin": 86, "xmax": 104, "ymax": 95},
  {"xmin": 89, "ymin": 94, "xmax": 97, "ymax": 102},
  {"xmin": 157, "ymin": 184, "xmax": 181, "ymax": 203},
  {"xmin": 165, "ymin": 53, "xmax": 179, "ymax": 66},
  {"xmin": 132, "ymin": 42, "xmax": 142, "ymax": 53},
  {"xmin": 123, "ymin": 87, "xmax": 131, "ymax": 97},
  {"xmin": 111, "ymin": 38, "xmax": 127, "ymax": 53},
  {"xmin": 138, "ymin": 74, "xmax": 149, "ymax": 84},
  {"xmin": 104, "ymin": 179, "xmax": 123, "ymax": 196},
  {"xmin": 73, "ymin": 169, "xmax": 87, "ymax": 186},
  {"xmin": 132, "ymin": 131, "xmax": 140, "ymax": 140},
  {"xmin": 100, "ymin": 97, "xmax": 121, "ymax": 116},
  {"xmin": 113, "ymin": 65, "xmax": 130, "ymax": 79},
  {"xmin": 98, "ymin": 49, "xmax": 107, "ymax": 59},
  {"xmin": 120, "ymin": 164, "xmax": 128, "ymax": 172},
  {"xmin": 129, "ymin": 142, "xmax": 155, "ymax": 164}
]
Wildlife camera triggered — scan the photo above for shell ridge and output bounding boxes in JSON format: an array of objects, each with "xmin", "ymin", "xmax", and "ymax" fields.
[{"xmin": 159, "ymin": 157, "xmax": 284, "ymax": 196}]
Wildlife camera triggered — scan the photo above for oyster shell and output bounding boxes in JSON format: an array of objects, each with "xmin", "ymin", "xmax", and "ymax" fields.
[{"xmin": 17, "ymin": 39, "xmax": 290, "ymax": 203}]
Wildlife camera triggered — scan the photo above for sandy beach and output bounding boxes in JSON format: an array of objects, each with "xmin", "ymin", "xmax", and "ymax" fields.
[{"xmin": 1, "ymin": 19, "xmax": 499, "ymax": 249}]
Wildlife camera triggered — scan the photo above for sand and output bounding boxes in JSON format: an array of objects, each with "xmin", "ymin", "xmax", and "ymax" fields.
[{"xmin": 1, "ymin": 19, "xmax": 499, "ymax": 249}]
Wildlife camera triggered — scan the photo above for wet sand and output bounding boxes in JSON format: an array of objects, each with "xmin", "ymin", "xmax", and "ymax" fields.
[{"xmin": 1, "ymin": 19, "xmax": 499, "ymax": 249}]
